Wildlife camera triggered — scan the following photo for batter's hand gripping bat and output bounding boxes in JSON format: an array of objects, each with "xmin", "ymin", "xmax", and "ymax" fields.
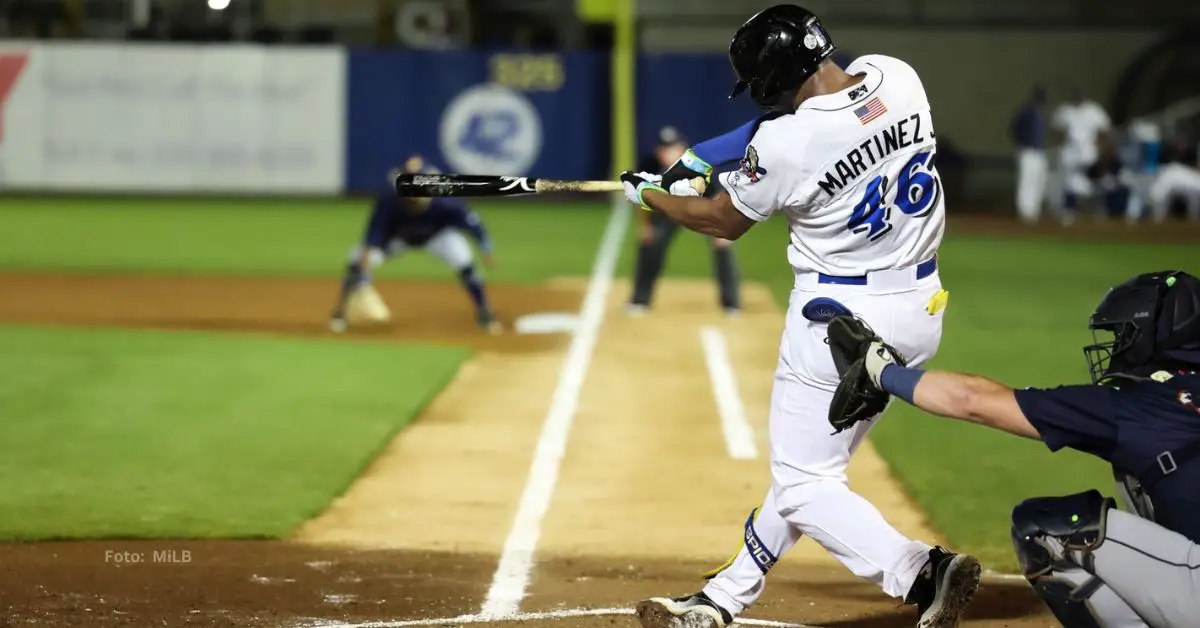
[{"xmin": 392, "ymin": 173, "xmax": 624, "ymax": 198}]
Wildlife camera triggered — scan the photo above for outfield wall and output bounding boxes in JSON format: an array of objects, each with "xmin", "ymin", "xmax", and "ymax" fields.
[
  {"xmin": 0, "ymin": 40, "xmax": 1161, "ymax": 197},
  {"xmin": 0, "ymin": 43, "xmax": 783, "ymax": 196},
  {"xmin": 0, "ymin": 43, "xmax": 346, "ymax": 195}
]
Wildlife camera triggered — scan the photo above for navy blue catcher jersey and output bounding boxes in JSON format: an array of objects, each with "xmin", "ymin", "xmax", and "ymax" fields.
[
  {"xmin": 363, "ymin": 192, "xmax": 491, "ymax": 253},
  {"xmin": 1014, "ymin": 373, "xmax": 1200, "ymax": 542}
]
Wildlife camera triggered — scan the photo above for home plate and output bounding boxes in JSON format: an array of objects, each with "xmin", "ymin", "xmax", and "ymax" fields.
[{"xmin": 514, "ymin": 312, "xmax": 579, "ymax": 335}]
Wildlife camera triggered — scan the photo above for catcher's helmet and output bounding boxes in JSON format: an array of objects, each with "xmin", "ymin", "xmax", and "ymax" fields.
[
  {"xmin": 728, "ymin": 4, "xmax": 836, "ymax": 109},
  {"xmin": 1084, "ymin": 270, "xmax": 1200, "ymax": 383}
]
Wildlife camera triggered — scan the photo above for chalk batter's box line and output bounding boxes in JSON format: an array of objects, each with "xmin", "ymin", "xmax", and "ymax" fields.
[{"xmin": 297, "ymin": 607, "xmax": 816, "ymax": 628}]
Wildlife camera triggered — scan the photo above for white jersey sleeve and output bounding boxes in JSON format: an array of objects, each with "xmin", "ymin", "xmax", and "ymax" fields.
[{"xmin": 717, "ymin": 125, "xmax": 800, "ymax": 223}]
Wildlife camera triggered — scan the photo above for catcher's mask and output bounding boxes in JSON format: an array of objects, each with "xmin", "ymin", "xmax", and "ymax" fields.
[{"xmin": 1084, "ymin": 270, "xmax": 1200, "ymax": 384}]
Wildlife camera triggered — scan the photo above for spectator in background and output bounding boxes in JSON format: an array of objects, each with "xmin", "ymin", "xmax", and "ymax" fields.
[
  {"xmin": 1148, "ymin": 134, "xmax": 1200, "ymax": 223},
  {"xmin": 627, "ymin": 126, "xmax": 740, "ymax": 317},
  {"xmin": 1011, "ymin": 85, "xmax": 1049, "ymax": 223},
  {"xmin": 1085, "ymin": 138, "xmax": 1140, "ymax": 222},
  {"xmin": 1051, "ymin": 87, "xmax": 1113, "ymax": 225}
]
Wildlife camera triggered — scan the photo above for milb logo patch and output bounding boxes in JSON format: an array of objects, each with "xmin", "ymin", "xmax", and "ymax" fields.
[{"xmin": 743, "ymin": 509, "xmax": 777, "ymax": 574}]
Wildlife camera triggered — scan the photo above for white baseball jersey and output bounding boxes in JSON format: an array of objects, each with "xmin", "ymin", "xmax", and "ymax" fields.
[
  {"xmin": 717, "ymin": 55, "xmax": 945, "ymax": 276},
  {"xmin": 1052, "ymin": 100, "xmax": 1111, "ymax": 165}
]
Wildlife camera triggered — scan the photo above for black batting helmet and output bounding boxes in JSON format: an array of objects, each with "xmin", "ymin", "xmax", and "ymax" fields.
[
  {"xmin": 728, "ymin": 4, "xmax": 836, "ymax": 109},
  {"xmin": 1084, "ymin": 270, "xmax": 1200, "ymax": 383}
]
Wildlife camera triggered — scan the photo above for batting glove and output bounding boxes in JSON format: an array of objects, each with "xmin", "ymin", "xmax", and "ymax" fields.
[
  {"xmin": 662, "ymin": 148, "xmax": 713, "ymax": 188},
  {"xmin": 620, "ymin": 171, "xmax": 665, "ymax": 210}
]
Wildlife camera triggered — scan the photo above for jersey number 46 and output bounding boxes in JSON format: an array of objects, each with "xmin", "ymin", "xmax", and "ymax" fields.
[{"xmin": 847, "ymin": 150, "xmax": 941, "ymax": 241}]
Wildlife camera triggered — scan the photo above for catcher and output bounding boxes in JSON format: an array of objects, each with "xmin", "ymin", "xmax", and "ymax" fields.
[
  {"xmin": 329, "ymin": 155, "xmax": 500, "ymax": 334},
  {"xmin": 827, "ymin": 270, "xmax": 1200, "ymax": 628}
]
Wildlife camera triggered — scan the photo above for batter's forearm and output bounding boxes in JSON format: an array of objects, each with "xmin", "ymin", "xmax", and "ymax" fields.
[{"xmin": 642, "ymin": 190, "xmax": 740, "ymax": 239}]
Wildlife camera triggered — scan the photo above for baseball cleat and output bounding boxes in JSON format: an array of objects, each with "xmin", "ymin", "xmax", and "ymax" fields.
[
  {"xmin": 329, "ymin": 316, "xmax": 348, "ymax": 334},
  {"xmin": 905, "ymin": 546, "xmax": 981, "ymax": 628},
  {"xmin": 477, "ymin": 310, "xmax": 503, "ymax": 335},
  {"xmin": 636, "ymin": 592, "xmax": 733, "ymax": 628},
  {"xmin": 625, "ymin": 303, "xmax": 648, "ymax": 317}
]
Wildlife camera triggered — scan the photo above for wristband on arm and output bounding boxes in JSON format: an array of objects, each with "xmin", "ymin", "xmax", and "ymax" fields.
[{"xmin": 879, "ymin": 364, "xmax": 925, "ymax": 405}]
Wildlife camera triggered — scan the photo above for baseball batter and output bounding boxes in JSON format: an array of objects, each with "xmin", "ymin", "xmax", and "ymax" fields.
[
  {"xmin": 329, "ymin": 155, "xmax": 500, "ymax": 334},
  {"xmin": 620, "ymin": 5, "xmax": 979, "ymax": 628}
]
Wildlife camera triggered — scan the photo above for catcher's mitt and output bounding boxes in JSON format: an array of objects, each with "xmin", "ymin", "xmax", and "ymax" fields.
[{"xmin": 826, "ymin": 316, "xmax": 906, "ymax": 434}]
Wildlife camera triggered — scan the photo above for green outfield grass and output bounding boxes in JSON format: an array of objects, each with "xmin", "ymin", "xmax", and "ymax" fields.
[
  {"xmin": 2, "ymin": 197, "xmax": 1193, "ymax": 568},
  {"xmin": 0, "ymin": 197, "xmax": 610, "ymax": 281},
  {"xmin": 0, "ymin": 324, "xmax": 468, "ymax": 539},
  {"xmin": 0, "ymin": 197, "xmax": 606, "ymax": 540}
]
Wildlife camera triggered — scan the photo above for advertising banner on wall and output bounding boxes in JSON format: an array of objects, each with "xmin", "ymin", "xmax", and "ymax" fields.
[
  {"xmin": 344, "ymin": 50, "xmax": 608, "ymax": 192},
  {"xmin": 0, "ymin": 43, "xmax": 345, "ymax": 194}
]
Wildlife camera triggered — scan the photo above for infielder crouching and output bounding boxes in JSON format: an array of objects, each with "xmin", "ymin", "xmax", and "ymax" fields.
[
  {"xmin": 828, "ymin": 270, "xmax": 1200, "ymax": 627},
  {"xmin": 330, "ymin": 155, "xmax": 501, "ymax": 334}
]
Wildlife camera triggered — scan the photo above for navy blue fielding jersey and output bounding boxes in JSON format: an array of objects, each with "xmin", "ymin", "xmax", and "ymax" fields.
[
  {"xmin": 1014, "ymin": 374, "xmax": 1200, "ymax": 542},
  {"xmin": 363, "ymin": 192, "xmax": 491, "ymax": 253}
]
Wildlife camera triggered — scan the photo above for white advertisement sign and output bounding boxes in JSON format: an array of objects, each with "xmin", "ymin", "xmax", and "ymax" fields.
[{"xmin": 0, "ymin": 43, "xmax": 345, "ymax": 194}]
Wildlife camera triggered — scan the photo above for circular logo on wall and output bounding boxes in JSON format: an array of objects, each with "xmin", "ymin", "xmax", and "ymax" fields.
[{"xmin": 439, "ymin": 84, "xmax": 542, "ymax": 176}]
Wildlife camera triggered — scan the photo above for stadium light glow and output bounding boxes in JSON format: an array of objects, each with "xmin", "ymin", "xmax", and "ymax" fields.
[{"xmin": 208, "ymin": 0, "xmax": 231, "ymax": 10}]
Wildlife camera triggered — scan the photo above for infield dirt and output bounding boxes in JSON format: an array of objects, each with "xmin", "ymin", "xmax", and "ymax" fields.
[{"xmin": 0, "ymin": 271, "xmax": 1056, "ymax": 627}]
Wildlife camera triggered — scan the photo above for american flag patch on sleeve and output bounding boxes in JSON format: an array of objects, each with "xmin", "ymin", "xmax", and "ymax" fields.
[{"xmin": 854, "ymin": 97, "xmax": 887, "ymax": 124}]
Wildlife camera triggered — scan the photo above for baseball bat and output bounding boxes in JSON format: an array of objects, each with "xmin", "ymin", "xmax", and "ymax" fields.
[{"xmin": 393, "ymin": 173, "xmax": 624, "ymax": 198}]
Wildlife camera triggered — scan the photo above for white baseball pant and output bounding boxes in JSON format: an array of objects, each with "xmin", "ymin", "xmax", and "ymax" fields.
[
  {"xmin": 702, "ymin": 263, "xmax": 946, "ymax": 614},
  {"xmin": 349, "ymin": 229, "xmax": 476, "ymax": 271},
  {"xmin": 1016, "ymin": 148, "xmax": 1049, "ymax": 223}
]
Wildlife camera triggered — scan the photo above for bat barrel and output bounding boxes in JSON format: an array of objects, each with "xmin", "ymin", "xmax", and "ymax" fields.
[{"xmin": 534, "ymin": 180, "xmax": 624, "ymax": 194}]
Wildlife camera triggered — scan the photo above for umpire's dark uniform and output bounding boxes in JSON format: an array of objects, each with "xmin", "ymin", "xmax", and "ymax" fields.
[{"xmin": 628, "ymin": 126, "xmax": 741, "ymax": 315}]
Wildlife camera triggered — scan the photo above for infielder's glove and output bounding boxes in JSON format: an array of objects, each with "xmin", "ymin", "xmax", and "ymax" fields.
[
  {"xmin": 826, "ymin": 316, "xmax": 906, "ymax": 434},
  {"xmin": 345, "ymin": 283, "xmax": 392, "ymax": 324}
]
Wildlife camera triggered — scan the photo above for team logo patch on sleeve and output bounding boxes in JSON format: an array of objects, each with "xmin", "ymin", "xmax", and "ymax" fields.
[
  {"xmin": 854, "ymin": 97, "xmax": 887, "ymax": 125},
  {"xmin": 739, "ymin": 145, "xmax": 767, "ymax": 182}
]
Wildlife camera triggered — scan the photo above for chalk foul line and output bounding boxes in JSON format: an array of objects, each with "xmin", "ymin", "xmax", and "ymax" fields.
[
  {"xmin": 699, "ymin": 326, "xmax": 757, "ymax": 460},
  {"xmin": 299, "ymin": 607, "xmax": 815, "ymax": 628},
  {"xmin": 478, "ymin": 198, "xmax": 630, "ymax": 618}
]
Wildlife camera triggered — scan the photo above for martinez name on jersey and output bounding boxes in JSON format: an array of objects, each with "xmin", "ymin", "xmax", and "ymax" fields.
[{"xmin": 817, "ymin": 110, "xmax": 935, "ymax": 198}]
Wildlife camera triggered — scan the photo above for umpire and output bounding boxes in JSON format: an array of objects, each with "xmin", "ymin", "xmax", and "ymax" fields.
[
  {"xmin": 827, "ymin": 270, "xmax": 1200, "ymax": 627},
  {"xmin": 627, "ymin": 126, "xmax": 741, "ymax": 316}
]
